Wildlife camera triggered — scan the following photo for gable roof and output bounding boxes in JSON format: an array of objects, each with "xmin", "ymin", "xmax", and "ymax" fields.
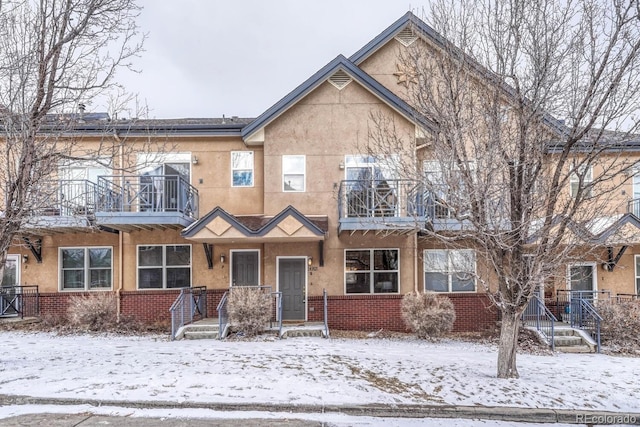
[
  {"xmin": 240, "ymin": 54, "xmax": 437, "ymax": 142},
  {"xmin": 350, "ymin": 12, "xmax": 567, "ymax": 137}
]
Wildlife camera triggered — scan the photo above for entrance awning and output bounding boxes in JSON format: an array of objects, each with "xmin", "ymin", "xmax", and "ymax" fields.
[{"xmin": 181, "ymin": 205, "xmax": 327, "ymax": 243}]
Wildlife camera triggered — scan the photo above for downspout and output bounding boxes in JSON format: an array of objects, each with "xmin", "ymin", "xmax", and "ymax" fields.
[
  {"xmin": 114, "ymin": 131, "xmax": 124, "ymax": 322},
  {"xmin": 414, "ymin": 232, "xmax": 419, "ymax": 293}
]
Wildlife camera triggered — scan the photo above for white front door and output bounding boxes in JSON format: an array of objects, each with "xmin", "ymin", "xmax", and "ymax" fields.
[{"xmin": 1, "ymin": 255, "xmax": 20, "ymax": 316}]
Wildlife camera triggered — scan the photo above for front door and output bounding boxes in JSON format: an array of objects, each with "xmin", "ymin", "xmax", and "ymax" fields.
[
  {"xmin": 232, "ymin": 251, "xmax": 259, "ymax": 286},
  {"xmin": 569, "ymin": 264, "xmax": 595, "ymax": 299},
  {"xmin": 1, "ymin": 255, "xmax": 20, "ymax": 316},
  {"xmin": 279, "ymin": 258, "xmax": 306, "ymax": 321}
]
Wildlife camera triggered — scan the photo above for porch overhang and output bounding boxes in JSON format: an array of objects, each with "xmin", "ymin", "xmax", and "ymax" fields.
[{"xmin": 181, "ymin": 205, "xmax": 327, "ymax": 244}]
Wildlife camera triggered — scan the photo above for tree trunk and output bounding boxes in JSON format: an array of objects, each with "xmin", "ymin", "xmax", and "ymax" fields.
[{"xmin": 497, "ymin": 309, "xmax": 521, "ymax": 378}]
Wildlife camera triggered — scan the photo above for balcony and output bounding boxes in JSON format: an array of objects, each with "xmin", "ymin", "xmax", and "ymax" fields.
[
  {"xmin": 25, "ymin": 180, "xmax": 97, "ymax": 234},
  {"xmin": 629, "ymin": 198, "xmax": 640, "ymax": 217},
  {"xmin": 95, "ymin": 175, "xmax": 199, "ymax": 231},
  {"xmin": 338, "ymin": 179, "xmax": 426, "ymax": 234}
]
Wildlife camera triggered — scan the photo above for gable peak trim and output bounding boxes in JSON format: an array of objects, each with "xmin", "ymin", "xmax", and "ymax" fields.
[
  {"xmin": 395, "ymin": 26, "xmax": 417, "ymax": 47},
  {"xmin": 328, "ymin": 69, "xmax": 352, "ymax": 90}
]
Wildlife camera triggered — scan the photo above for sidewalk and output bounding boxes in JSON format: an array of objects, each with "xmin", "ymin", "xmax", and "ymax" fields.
[{"xmin": 1, "ymin": 395, "xmax": 639, "ymax": 425}]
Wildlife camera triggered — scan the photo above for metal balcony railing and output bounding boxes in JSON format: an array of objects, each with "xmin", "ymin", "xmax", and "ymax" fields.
[
  {"xmin": 34, "ymin": 179, "xmax": 97, "ymax": 217},
  {"xmin": 628, "ymin": 198, "xmax": 640, "ymax": 217},
  {"xmin": 96, "ymin": 175, "xmax": 198, "ymax": 219},
  {"xmin": 338, "ymin": 179, "xmax": 426, "ymax": 220},
  {"xmin": 169, "ymin": 286, "xmax": 207, "ymax": 340}
]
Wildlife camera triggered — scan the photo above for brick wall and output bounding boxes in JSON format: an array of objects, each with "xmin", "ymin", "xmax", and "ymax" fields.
[
  {"xmin": 308, "ymin": 293, "xmax": 498, "ymax": 333},
  {"xmin": 38, "ymin": 289, "xmax": 228, "ymax": 325},
  {"xmin": 37, "ymin": 290, "xmax": 497, "ymax": 332}
]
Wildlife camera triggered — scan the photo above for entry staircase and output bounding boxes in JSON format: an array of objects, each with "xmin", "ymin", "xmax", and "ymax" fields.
[
  {"xmin": 522, "ymin": 291, "xmax": 604, "ymax": 353},
  {"xmin": 170, "ymin": 286, "xmax": 330, "ymax": 340}
]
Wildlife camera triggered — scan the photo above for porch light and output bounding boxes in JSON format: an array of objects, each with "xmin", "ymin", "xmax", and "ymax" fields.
[
  {"xmin": 22, "ymin": 254, "xmax": 28, "ymax": 263},
  {"xmin": 339, "ymin": 161, "xmax": 345, "ymax": 170},
  {"xmin": 308, "ymin": 257, "xmax": 313, "ymax": 266},
  {"xmin": 192, "ymin": 155, "xmax": 198, "ymax": 165},
  {"xmin": 220, "ymin": 254, "xmax": 225, "ymax": 264}
]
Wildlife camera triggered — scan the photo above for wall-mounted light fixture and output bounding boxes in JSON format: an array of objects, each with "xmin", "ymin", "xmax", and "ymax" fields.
[
  {"xmin": 22, "ymin": 254, "xmax": 28, "ymax": 263},
  {"xmin": 220, "ymin": 254, "xmax": 225, "ymax": 264},
  {"xmin": 308, "ymin": 257, "xmax": 313, "ymax": 266},
  {"xmin": 192, "ymin": 155, "xmax": 199, "ymax": 165},
  {"xmin": 339, "ymin": 161, "xmax": 345, "ymax": 170}
]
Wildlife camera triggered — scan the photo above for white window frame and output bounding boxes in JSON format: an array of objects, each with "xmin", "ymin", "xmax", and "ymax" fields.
[
  {"xmin": 59, "ymin": 247, "xmax": 113, "ymax": 291},
  {"xmin": 231, "ymin": 151, "xmax": 254, "ymax": 187},
  {"xmin": 635, "ymin": 255, "xmax": 640, "ymax": 295},
  {"xmin": 566, "ymin": 262, "xmax": 597, "ymax": 293},
  {"xmin": 136, "ymin": 244, "xmax": 192, "ymax": 290},
  {"xmin": 569, "ymin": 164, "xmax": 593, "ymax": 198},
  {"xmin": 3, "ymin": 254, "xmax": 21, "ymax": 287},
  {"xmin": 282, "ymin": 155, "xmax": 306, "ymax": 192},
  {"xmin": 423, "ymin": 249, "xmax": 476, "ymax": 293},
  {"xmin": 344, "ymin": 248, "xmax": 400, "ymax": 294}
]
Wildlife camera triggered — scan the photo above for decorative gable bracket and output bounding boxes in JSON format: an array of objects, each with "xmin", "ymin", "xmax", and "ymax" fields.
[{"xmin": 603, "ymin": 246, "xmax": 628, "ymax": 271}]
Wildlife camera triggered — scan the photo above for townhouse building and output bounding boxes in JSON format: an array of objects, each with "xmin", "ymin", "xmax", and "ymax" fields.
[{"xmin": 3, "ymin": 12, "xmax": 639, "ymax": 334}]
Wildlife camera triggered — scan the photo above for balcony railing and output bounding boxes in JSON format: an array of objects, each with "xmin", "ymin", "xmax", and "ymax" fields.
[
  {"xmin": 34, "ymin": 179, "xmax": 97, "ymax": 218},
  {"xmin": 628, "ymin": 198, "xmax": 640, "ymax": 217},
  {"xmin": 338, "ymin": 179, "xmax": 426, "ymax": 232},
  {"xmin": 96, "ymin": 175, "xmax": 198, "ymax": 219}
]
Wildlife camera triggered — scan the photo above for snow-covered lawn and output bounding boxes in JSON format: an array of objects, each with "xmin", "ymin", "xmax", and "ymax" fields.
[{"xmin": 0, "ymin": 331, "xmax": 637, "ymax": 412}]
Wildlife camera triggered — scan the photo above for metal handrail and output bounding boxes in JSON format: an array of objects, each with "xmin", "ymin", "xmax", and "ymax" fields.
[
  {"xmin": 0, "ymin": 285, "xmax": 39, "ymax": 318},
  {"xmin": 522, "ymin": 295, "xmax": 557, "ymax": 351},
  {"xmin": 272, "ymin": 291, "xmax": 283, "ymax": 337},
  {"xmin": 628, "ymin": 197, "xmax": 640, "ymax": 216},
  {"xmin": 323, "ymin": 288, "xmax": 330, "ymax": 338},
  {"xmin": 34, "ymin": 180, "xmax": 97, "ymax": 217},
  {"xmin": 217, "ymin": 291, "xmax": 229, "ymax": 340},
  {"xmin": 571, "ymin": 298, "xmax": 602, "ymax": 353},
  {"xmin": 169, "ymin": 286, "xmax": 207, "ymax": 340}
]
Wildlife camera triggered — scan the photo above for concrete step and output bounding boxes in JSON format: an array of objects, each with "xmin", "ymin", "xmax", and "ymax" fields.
[
  {"xmin": 184, "ymin": 330, "xmax": 219, "ymax": 340},
  {"xmin": 556, "ymin": 345, "xmax": 594, "ymax": 353},
  {"xmin": 281, "ymin": 329, "xmax": 325, "ymax": 338},
  {"xmin": 552, "ymin": 328, "xmax": 578, "ymax": 337},
  {"xmin": 554, "ymin": 336, "xmax": 583, "ymax": 347}
]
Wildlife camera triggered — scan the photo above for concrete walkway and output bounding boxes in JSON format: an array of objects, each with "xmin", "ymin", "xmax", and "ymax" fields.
[{"xmin": 1, "ymin": 394, "xmax": 639, "ymax": 425}]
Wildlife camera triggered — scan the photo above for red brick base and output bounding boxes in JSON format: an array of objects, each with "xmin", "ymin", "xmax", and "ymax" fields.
[
  {"xmin": 308, "ymin": 293, "xmax": 498, "ymax": 333},
  {"xmin": 37, "ymin": 291, "xmax": 497, "ymax": 333}
]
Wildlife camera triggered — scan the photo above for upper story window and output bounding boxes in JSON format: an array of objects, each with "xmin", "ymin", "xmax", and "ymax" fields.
[
  {"xmin": 137, "ymin": 153, "xmax": 191, "ymax": 212},
  {"xmin": 60, "ymin": 247, "xmax": 112, "ymax": 291},
  {"xmin": 423, "ymin": 160, "xmax": 475, "ymax": 219},
  {"xmin": 137, "ymin": 244, "xmax": 191, "ymax": 289},
  {"xmin": 58, "ymin": 160, "xmax": 111, "ymax": 216},
  {"xmin": 569, "ymin": 164, "xmax": 593, "ymax": 198},
  {"xmin": 424, "ymin": 249, "xmax": 476, "ymax": 292},
  {"xmin": 283, "ymin": 155, "xmax": 305, "ymax": 192},
  {"xmin": 231, "ymin": 151, "xmax": 254, "ymax": 187}
]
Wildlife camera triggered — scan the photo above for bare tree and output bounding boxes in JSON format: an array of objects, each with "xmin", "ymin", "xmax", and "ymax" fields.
[
  {"xmin": 369, "ymin": 0, "xmax": 640, "ymax": 378},
  {"xmin": 0, "ymin": 0, "xmax": 144, "ymax": 282}
]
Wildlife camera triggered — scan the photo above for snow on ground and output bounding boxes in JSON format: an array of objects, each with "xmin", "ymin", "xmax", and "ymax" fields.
[
  {"xmin": 0, "ymin": 404, "xmax": 579, "ymax": 427},
  {"xmin": 0, "ymin": 331, "xmax": 638, "ymax": 413}
]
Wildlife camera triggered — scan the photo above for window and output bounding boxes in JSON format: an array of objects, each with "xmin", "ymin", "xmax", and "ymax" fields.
[
  {"xmin": 423, "ymin": 160, "xmax": 474, "ymax": 219},
  {"xmin": 60, "ymin": 247, "xmax": 112, "ymax": 290},
  {"xmin": 138, "ymin": 245, "xmax": 191, "ymax": 289},
  {"xmin": 231, "ymin": 151, "xmax": 254, "ymax": 187},
  {"xmin": 570, "ymin": 164, "xmax": 592, "ymax": 198},
  {"xmin": 635, "ymin": 256, "xmax": 640, "ymax": 295},
  {"xmin": 345, "ymin": 249, "xmax": 399, "ymax": 294},
  {"xmin": 283, "ymin": 155, "xmax": 305, "ymax": 192},
  {"xmin": 137, "ymin": 153, "xmax": 191, "ymax": 212},
  {"xmin": 344, "ymin": 155, "xmax": 399, "ymax": 218},
  {"xmin": 424, "ymin": 249, "xmax": 475, "ymax": 292}
]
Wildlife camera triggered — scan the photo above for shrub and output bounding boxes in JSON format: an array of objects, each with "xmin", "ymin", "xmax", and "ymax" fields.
[
  {"xmin": 227, "ymin": 286, "xmax": 272, "ymax": 337},
  {"xmin": 67, "ymin": 292, "xmax": 117, "ymax": 331},
  {"xmin": 598, "ymin": 300, "xmax": 640, "ymax": 352},
  {"xmin": 401, "ymin": 291, "xmax": 456, "ymax": 339}
]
